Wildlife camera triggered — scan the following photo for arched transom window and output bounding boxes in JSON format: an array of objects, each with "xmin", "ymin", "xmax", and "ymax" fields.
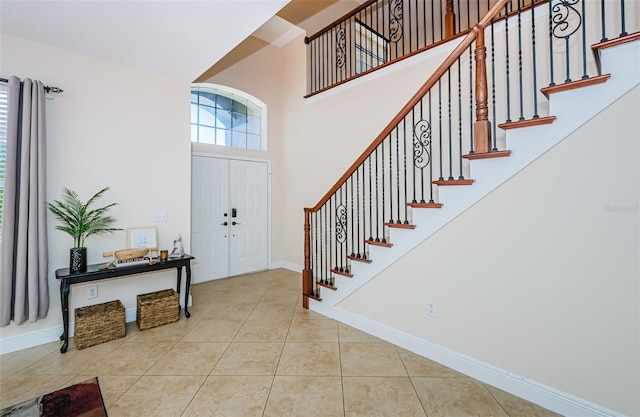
[{"xmin": 191, "ymin": 84, "xmax": 266, "ymax": 151}]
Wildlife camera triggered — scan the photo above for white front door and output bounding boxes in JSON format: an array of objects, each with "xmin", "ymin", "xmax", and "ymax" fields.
[{"xmin": 191, "ymin": 156, "xmax": 269, "ymax": 283}]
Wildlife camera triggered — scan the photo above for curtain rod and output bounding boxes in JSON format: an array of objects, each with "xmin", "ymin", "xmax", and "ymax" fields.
[{"xmin": 0, "ymin": 77, "xmax": 64, "ymax": 93}]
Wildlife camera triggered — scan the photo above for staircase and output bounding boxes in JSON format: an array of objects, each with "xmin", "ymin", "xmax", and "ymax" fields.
[
  {"xmin": 303, "ymin": 0, "xmax": 639, "ymax": 308},
  {"xmin": 301, "ymin": 0, "xmax": 639, "ymax": 414},
  {"xmin": 308, "ymin": 33, "xmax": 640, "ymax": 315}
]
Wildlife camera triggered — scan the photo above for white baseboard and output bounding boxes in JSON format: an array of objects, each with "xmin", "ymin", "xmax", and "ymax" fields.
[
  {"xmin": 330, "ymin": 307, "xmax": 627, "ymax": 417},
  {"xmin": 269, "ymin": 260, "xmax": 303, "ymax": 272}
]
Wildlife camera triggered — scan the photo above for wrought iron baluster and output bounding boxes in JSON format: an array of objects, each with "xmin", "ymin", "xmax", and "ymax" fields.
[
  {"xmin": 329, "ymin": 196, "xmax": 335, "ymax": 275},
  {"xmin": 432, "ymin": 0, "xmax": 436, "ymax": 45},
  {"xmin": 581, "ymin": 0, "xmax": 588, "ymax": 79},
  {"xmin": 548, "ymin": 0, "xmax": 555, "ymax": 86},
  {"xmin": 413, "ymin": 110, "xmax": 432, "ymax": 204},
  {"xmin": 531, "ymin": 1, "xmax": 539, "ymax": 118},
  {"xmin": 336, "ymin": 189, "xmax": 346, "ymax": 272},
  {"xmin": 438, "ymin": 79, "xmax": 444, "ymax": 181},
  {"xmin": 620, "ymin": 0, "xmax": 627, "ymax": 36},
  {"xmin": 368, "ymin": 154, "xmax": 373, "ymax": 241},
  {"xmin": 336, "ymin": 25, "xmax": 346, "ymax": 81},
  {"xmin": 402, "ymin": 117, "xmax": 409, "ymax": 223},
  {"xmin": 311, "ymin": 39, "xmax": 315, "ymax": 94},
  {"xmin": 350, "ymin": 176, "xmax": 355, "ymax": 257},
  {"xmin": 311, "ymin": 212, "xmax": 316, "ymax": 288},
  {"xmin": 321, "ymin": 206, "xmax": 325, "ymax": 285},
  {"xmin": 491, "ymin": 21, "xmax": 498, "ymax": 151},
  {"xmin": 439, "ymin": 0, "xmax": 444, "ymax": 40},
  {"xmin": 389, "ymin": 122, "xmax": 401, "ymax": 223},
  {"xmin": 428, "ymin": 90, "xmax": 434, "ymax": 203},
  {"xmin": 517, "ymin": 0, "xmax": 525, "ymax": 121},
  {"xmin": 389, "ymin": 129, "xmax": 395, "ymax": 223},
  {"xmin": 390, "ymin": 0, "xmax": 404, "ymax": 56},
  {"xmin": 551, "ymin": 0, "xmax": 582, "ymax": 83},
  {"xmin": 416, "ymin": 105, "xmax": 424, "ymax": 203},
  {"xmin": 600, "ymin": 0, "xmax": 607, "ymax": 41},
  {"xmin": 458, "ymin": 58, "xmax": 463, "ymax": 179},
  {"xmin": 356, "ymin": 165, "xmax": 361, "ymax": 257},
  {"xmin": 381, "ymin": 138, "xmax": 387, "ymax": 240},
  {"xmin": 469, "ymin": 43, "xmax": 474, "ymax": 153},
  {"xmin": 447, "ymin": 68, "xmax": 454, "ymax": 181},
  {"xmin": 505, "ymin": 4, "xmax": 512, "ymax": 122},
  {"xmin": 375, "ymin": 147, "xmax": 380, "ymax": 242}
]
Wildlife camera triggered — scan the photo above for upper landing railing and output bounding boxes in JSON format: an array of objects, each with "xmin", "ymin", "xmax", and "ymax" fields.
[{"xmin": 305, "ymin": 0, "xmax": 535, "ymax": 96}]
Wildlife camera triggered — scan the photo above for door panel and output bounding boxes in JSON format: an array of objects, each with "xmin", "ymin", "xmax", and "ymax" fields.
[
  {"xmin": 192, "ymin": 156, "xmax": 268, "ymax": 282},
  {"xmin": 191, "ymin": 156, "xmax": 230, "ymax": 283},
  {"xmin": 229, "ymin": 160, "xmax": 268, "ymax": 276}
]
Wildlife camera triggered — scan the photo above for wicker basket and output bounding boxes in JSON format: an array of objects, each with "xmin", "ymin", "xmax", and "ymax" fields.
[
  {"xmin": 74, "ymin": 300, "xmax": 126, "ymax": 350},
  {"xmin": 136, "ymin": 289, "xmax": 179, "ymax": 330}
]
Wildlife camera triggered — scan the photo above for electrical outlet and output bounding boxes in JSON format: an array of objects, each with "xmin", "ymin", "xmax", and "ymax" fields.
[
  {"xmin": 88, "ymin": 285, "xmax": 98, "ymax": 299},
  {"xmin": 427, "ymin": 299, "xmax": 437, "ymax": 317},
  {"xmin": 152, "ymin": 210, "xmax": 168, "ymax": 222}
]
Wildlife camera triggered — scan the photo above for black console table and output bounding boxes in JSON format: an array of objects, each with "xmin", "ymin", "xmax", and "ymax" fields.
[{"xmin": 55, "ymin": 254, "xmax": 194, "ymax": 353}]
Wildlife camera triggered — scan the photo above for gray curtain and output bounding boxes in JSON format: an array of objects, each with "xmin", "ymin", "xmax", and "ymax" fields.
[{"xmin": 0, "ymin": 76, "xmax": 49, "ymax": 326}]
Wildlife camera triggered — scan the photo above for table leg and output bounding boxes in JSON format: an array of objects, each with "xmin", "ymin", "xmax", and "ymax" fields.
[
  {"xmin": 184, "ymin": 263, "xmax": 191, "ymax": 318},
  {"xmin": 59, "ymin": 280, "xmax": 70, "ymax": 353},
  {"xmin": 176, "ymin": 266, "xmax": 183, "ymax": 315}
]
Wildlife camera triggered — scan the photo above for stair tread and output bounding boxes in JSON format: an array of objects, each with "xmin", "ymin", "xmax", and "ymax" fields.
[
  {"xmin": 540, "ymin": 75, "xmax": 610, "ymax": 96},
  {"xmin": 433, "ymin": 179, "xmax": 474, "ymax": 186},
  {"xmin": 407, "ymin": 202, "xmax": 443, "ymax": 208},
  {"xmin": 331, "ymin": 268, "xmax": 353, "ymax": 277},
  {"xmin": 385, "ymin": 222, "xmax": 416, "ymax": 229},
  {"xmin": 365, "ymin": 239, "xmax": 393, "ymax": 248},
  {"xmin": 317, "ymin": 281, "xmax": 337, "ymax": 291},
  {"xmin": 348, "ymin": 254, "xmax": 372, "ymax": 263},
  {"xmin": 498, "ymin": 116, "xmax": 556, "ymax": 130},
  {"xmin": 463, "ymin": 150, "xmax": 512, "ymax": 159}
]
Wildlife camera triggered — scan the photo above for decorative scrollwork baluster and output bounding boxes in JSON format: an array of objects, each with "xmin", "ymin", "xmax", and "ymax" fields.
[
  {"xmin": 389, "ymin": 0, "xmax": 404, "ymax": 43},
  {"xmin": 336, "ymin": 27, "xmax": 347, "ymax": 69},
  {"xmin": 551, "ymin": 0, "xmax": 582, "ymax": 82},
  {"xmin": 413, "ymin": 119, "xmax": 432, "ymax": 170},
  {"xmin": 551, "ymin": 0, "xmax": 582, "ymax": 39},
  {"xmin": 336, "ymin": 204, "xmax": 347, "ymax": 244}
]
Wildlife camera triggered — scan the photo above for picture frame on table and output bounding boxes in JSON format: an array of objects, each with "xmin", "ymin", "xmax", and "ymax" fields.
[{"xmin": 126, "ymin": 226, "xmax": 157, "ymax": 255}]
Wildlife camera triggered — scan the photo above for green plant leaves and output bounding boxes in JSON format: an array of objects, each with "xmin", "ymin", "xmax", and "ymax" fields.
[{"xmin": 47, "ymin": 187, "xmax": 122, "ymax": 248}]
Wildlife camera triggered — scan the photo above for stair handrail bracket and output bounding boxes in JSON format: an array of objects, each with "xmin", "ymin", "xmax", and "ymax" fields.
[{"xmin": 302, "ymin": 0, "xmax": 511, "ymax": 306}]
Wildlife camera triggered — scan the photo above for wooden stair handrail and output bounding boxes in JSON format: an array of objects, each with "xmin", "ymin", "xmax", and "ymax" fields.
[
  {"xmin": 305, "ymin": 0, "xmax": 378, "ymax": 44},
  {"xmin": 304, "ymin": 0, "xmax": 510, "ymax": 214}
]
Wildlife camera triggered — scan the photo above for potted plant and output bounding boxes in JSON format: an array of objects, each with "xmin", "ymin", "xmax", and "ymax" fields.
[{"xmin": 48, "ymin": 187, "xmax": 122, "ymax": 273}]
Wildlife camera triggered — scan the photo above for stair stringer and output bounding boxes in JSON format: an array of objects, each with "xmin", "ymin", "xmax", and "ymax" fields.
[{"xmin": 309, "ymin": 39, "xmax": 640, "ymax": 319}]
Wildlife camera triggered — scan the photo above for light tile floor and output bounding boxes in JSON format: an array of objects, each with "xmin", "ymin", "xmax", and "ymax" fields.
[{"xmin": 0, "ymin": 269, "xmax": 562, "ymax": 417}]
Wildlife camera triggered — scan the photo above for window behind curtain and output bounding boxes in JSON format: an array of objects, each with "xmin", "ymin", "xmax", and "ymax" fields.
[
  {"xmin": 191, "ymin": 86, "xmax": 264, "ymax": 151},
  {"xmin": 0, "ymin": 82, "xmax": 7, "ymax": 238}
]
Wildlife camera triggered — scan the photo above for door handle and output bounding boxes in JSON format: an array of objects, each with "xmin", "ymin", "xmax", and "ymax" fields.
[
  {"xmin": 232, "ymin": 221, "xmax": 241, "ymax": 226},
  {"xmin": 221, "ymin": 222, "xmax": 228, "ymax": 226}
]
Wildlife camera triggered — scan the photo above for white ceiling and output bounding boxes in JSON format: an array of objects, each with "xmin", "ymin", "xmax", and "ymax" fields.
[{"xmin": 0, "ymin": 0, "xmax": 290, "ymax": 82}]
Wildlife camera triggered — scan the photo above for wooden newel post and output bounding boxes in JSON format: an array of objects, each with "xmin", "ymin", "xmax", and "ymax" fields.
[
  {"xmin": 445, "ymin": 0, "xmax": 456, "ymax": 38},
  {"xmin": 302, "ymin": 209, "xmax": 313, "ymax": 309},
  {"xmin": 473, "ymin": 29, "xmax": 492, "ymax": 154}
]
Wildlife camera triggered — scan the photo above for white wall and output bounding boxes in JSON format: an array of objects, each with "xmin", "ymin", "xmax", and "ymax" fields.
[
  {"xmin": 0, "ymin": 34, "xmax": 192, "ymax": 349},
  {"xmin": 337, "ymin": 85, "xmax": 640, "ymax": 416}
]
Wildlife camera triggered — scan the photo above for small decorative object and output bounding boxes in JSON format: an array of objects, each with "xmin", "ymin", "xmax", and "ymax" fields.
[
  {"xmin": 99, "ymin": 247, "xmax": 158, "ymax": 270},
  {"xmin": 160, "ymin": 250, "xmax": 169, "ymax": 262},
  {"xmin": 169, "ymin": 234, "xmax": 184, "ymax": 258},
  {"xmin": 48, "ymin": 187, "xmax": 122, "ymax": 273}
]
